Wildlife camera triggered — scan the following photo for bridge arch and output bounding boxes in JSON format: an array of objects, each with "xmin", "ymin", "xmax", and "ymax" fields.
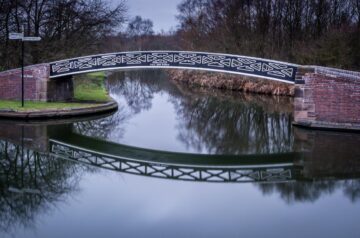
[{"xmin": 49, "ymin": 51, "xmax": 298, "ymax": 84}]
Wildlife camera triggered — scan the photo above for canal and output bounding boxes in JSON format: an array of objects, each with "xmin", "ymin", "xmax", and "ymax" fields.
[{"xmin": 0, "ymin": 70, "xmax": 360, "ymax": 238}]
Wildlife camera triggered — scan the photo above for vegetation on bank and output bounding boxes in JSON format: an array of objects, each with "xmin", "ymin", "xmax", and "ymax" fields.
[
  {"xmin": 168, "ymin": 70, "xmax": 294, "ymax": 97},
  {"xmin": 0, "ymin": 100, "xmax": 95, "ymax": 112},
  {"xmin": 74, "ymin": 72, "xmax": 109, "ymax": 102}
]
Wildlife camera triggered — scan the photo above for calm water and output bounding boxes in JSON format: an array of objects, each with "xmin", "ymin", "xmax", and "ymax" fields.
[{"xmin": 0, "ymin": 70, "xmax": 360, "ymax": 238}]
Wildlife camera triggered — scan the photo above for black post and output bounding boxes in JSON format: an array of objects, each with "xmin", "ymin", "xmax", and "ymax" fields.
[
  {"xmin": 21, "ymin": 40, "xmax": 24, "ymax": 107},
  {"xmin": 21, "ymin": 125, "xmax": 24, "ymax": 185}
]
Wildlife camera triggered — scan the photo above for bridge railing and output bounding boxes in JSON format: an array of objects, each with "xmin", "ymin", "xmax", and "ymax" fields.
[{"xmin": 49, "ymin": 51, "xmax": 298, "ymax": 83}]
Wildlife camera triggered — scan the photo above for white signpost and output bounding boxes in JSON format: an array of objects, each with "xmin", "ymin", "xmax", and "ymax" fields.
[
  {"xmin": 9, "ymin": 31, "xmax": 41, "ymax": 107},
  {"xmin": 9, "ymin": 32, "xmax": 24, "ymax": 40},
  {"xmin": 22, "ymin": 36, "xmax": 41, "ymax": 42}
]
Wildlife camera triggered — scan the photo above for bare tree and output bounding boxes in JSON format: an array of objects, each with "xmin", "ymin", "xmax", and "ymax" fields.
[
  {"xmin": 126, "ymin": 15, "xmax": 154, "ymax": 50},
  {"xmin": 0, "ymin": 0, "xmax": 127, "ymax": 69},
  {"xmin": 176, "ymin": 0, "xmax": 360, "ymax": 69}
]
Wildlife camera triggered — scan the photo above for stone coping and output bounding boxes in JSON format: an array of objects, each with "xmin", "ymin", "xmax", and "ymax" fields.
[
  {"xmin": 0, "ymin": 100, "xmax": 118, "ymax": 120},
  {"xmin": 0, "ymin": 110, "xmax": 116, "ymax": 125},
  {"xmin": 0, "ymin": 63, "xmax": 49, "ymax": 75},
  {"xmin": 299, "ymin": 65, "xmax": 360, "ymax": 81}
]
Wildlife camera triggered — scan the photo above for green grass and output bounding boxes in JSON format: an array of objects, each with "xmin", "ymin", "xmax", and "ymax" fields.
[
  {"xmin": 0, "ymin": 100, "xmax": 95, "ymax": 112},
  {"xmin": 0, "ymin": 71, "xmax": 109, "ymax": 112},
  {"xmin": 74, "ymin": 71, "xmax": 109, "ymax": 102}
]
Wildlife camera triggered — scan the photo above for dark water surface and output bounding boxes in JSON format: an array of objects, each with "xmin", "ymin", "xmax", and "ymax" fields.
[{"xmin": 0, "ymin": 70, "xmax": 360, "ymax": 238}]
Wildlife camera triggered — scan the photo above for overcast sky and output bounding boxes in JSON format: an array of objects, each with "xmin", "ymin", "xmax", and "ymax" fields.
[{"xmin": 113, "ymin": 0, "xmax": 182, "ymax": 33}]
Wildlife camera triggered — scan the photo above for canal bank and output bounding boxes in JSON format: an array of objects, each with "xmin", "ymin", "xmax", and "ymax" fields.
[
  {"xmin": 0, "ymin": 100, "xmax": 118, "ymax": 120},
  {"xmin": 167, "ymin": 69, "xmax": 295, "ymax": 96},
  {"xmin": 167, "ymin": 68, "xmax": 360, "ymax": 132},
  {"xmin": 0, "ymin": 72, "xmax": 118, "ymax": 120}
]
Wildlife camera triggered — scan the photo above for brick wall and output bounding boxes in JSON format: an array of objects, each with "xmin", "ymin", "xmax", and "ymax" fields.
[
  {"xmin": 0, "ymin": 64, "xmax": 50, "ymax": 101},
  {"xmin": 294, "ymin": 66, "xmax": 360, "ymax": 130},
  {"xmin": 0, "ymin": 64, "xmax": 73, "ymax": 102}
]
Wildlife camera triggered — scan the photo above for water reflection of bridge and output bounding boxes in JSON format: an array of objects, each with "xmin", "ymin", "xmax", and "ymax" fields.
[
  {"xmin": 0, "ymin": 118, "xmax": 304, "ymax": 184},
  {"xmin": 1, "ymin": 122, "xmax": 360, "ymax": 220},
  {"xmin": 50, "ymin": 140, "xmax": 300, "ymax": 182},
  {"xmin": 49, "ymin": 133, "xmax": 303, "ymax": 183},
  {"xmin": 1, "ymin": 118, "xmax": 360, "ymax": 184}
]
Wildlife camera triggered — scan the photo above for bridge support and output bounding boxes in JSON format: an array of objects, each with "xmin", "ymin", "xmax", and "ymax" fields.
[
  {"xmin": 294, "ymin": 66, "xmax": 360, "ymax": 131},
  {"xmin": 0, "ymin": 64, "xmax": 73, "ymax": 102},
  {"xmin": 47, "ymin": 74, "xmax": 74, "ymax": 102}
]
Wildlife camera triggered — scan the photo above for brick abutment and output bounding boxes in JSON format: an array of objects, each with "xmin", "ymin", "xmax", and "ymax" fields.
[
  {"xmin": 294, "ymin": 66, "xmax": 360, "ymax": 131},
  {"xmin": 0, "ymin": 64, "xmax": 73, "ymax": 102}
]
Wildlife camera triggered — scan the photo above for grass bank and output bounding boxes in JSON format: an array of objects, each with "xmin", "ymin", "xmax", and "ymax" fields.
[
  {"xmin": 0, "ymin": 71, "xmax": 110, "ymax": 112},
  {"xmin": 74, "ymin": 71, "xmax": 109, "ymax": 101},
  {"xmin": 0, "ymin": 100, "xmax": 96, "ymax": 112}
]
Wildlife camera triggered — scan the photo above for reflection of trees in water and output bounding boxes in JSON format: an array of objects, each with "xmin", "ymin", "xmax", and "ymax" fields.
[
  {"xmin": 74, "ymin": 69, "xmax": 295, "ymax": 154},
  {"xmin": 106, "ymin": 70, "xmax": 183, "ymax": 114},
  {"xmin": 169, "ymin": 84, "xmax": 294, "ymax": 154},
  {"xmin": 107, "ymin": 70, "xmax": 165, "ymax": 113},
  {"xmin": 343, "ymin": 180, "xmax": 360, "ymax": 202},
  {"xmin": 0, "ymin": 140, "xmax": 83, "ymax": 234},
  {"xmin": 73, "ymin": 107, "xmax": 129, "ymax": 139},
  {"xmin": 261, "ymin": 129, "xmax": 360, "ymax": 204},
  {"xmin": 74, "ymin": 70, "xmax": 178, "ymax": 139},
  {"xmin": 256, "ymin": 180, "xmax": 360, "ymax": 204}
]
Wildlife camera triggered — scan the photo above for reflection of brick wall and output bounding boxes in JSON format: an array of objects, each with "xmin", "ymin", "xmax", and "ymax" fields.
[
  {"xmin": 295, "ymin": 128, "xmax": 360, "ymax": 179},
  {"xmin": 0, "ymin": 122, "xmax": 49, "ymax": 152},
  {"xmin": 294, "ymin": 67, "xmax": 360, "ymax": 130},
  {"xmin": 0, "ymin": 64, "xmax": 73, "ymax": 101}
]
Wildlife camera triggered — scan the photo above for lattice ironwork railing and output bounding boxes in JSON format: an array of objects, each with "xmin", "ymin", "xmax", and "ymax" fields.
[
  {"xmin": 50, "ymin": 51, "xmax": 298, "ymax": 83},
  {"xmin": 49, "ymin": 140, "xmax": 301, "ymax": 183}
]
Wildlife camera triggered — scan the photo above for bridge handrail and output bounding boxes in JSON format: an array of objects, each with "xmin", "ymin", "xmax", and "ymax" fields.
[
  {"xmin": 48, "ymin": 50, "xmax": 299, "ymax": 83},
  {"xmin": 49, "ymin": 50, "xmax": 299, "ymax": 67}
]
